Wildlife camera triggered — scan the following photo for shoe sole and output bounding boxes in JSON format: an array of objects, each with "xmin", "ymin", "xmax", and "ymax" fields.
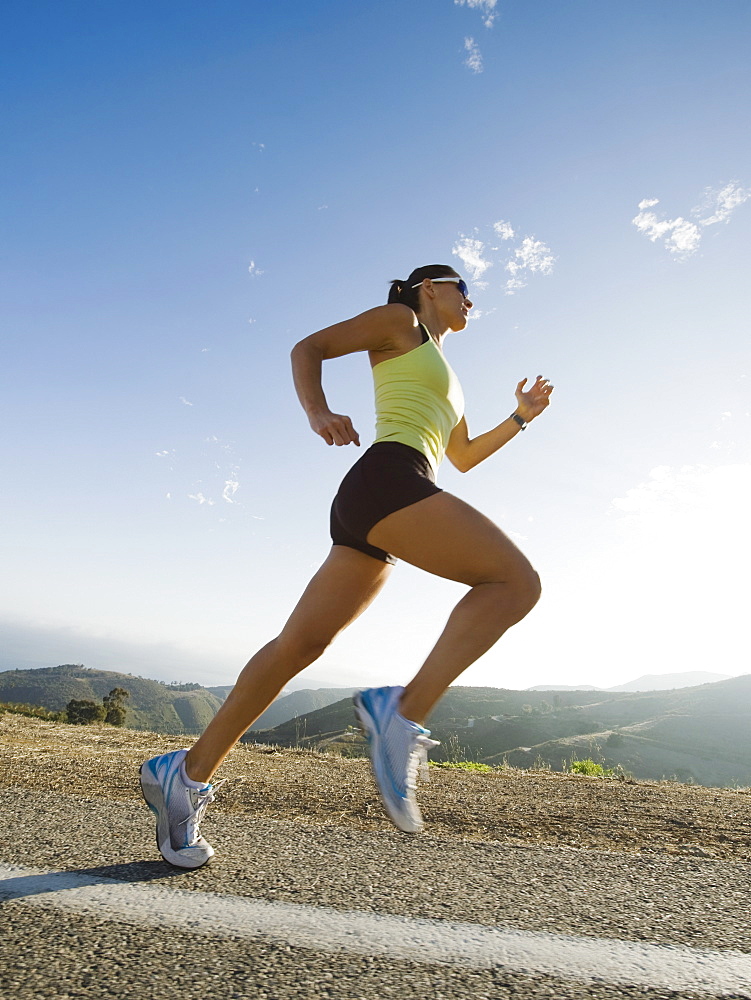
[
  {"xmin": 139, "ymin": 761, "xmax": 213, "ymax": 870},
  {"xmin": 353, "ymin": 692, "xmax": 422, "ymax": 834}
]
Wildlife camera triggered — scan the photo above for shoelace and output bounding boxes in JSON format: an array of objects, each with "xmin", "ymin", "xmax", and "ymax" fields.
[{"xmin": 181, "ymin": 779, "xmax": 226, "ymax": 844}]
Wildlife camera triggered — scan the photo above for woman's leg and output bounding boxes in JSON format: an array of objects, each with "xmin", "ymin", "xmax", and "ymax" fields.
[
  {"xmin": 185, "ymin": 545, "xmax": 393, "ymax": 783},
  {"xmin": 366, "ymin": 492, "xmax": 541, "ymax": 724}
]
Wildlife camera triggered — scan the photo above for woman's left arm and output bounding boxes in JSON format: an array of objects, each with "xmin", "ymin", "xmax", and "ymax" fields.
[{"xmin": 446, "ymin": 376, "xmax": 553, "ymax": 473}]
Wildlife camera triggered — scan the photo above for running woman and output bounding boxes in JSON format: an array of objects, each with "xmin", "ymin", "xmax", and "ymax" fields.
[{"xmin": 140, "ymin": 264, "xmax": 553, "ymax": 868}]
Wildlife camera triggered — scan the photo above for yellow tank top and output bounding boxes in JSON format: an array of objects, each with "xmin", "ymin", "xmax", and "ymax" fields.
[{"xmin": 372, "ymin": 325, "xmax": 464, "ymax": 474}]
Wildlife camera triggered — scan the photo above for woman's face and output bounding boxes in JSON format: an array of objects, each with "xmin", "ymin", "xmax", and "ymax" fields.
[{"xmin": 432, "ymin": 276, "xmax": 473, "ymax": 330}]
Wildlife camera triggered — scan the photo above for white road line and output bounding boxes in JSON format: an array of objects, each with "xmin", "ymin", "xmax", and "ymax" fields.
[{"xmin": 0, "ymin": 863, "xmax": 749, "ymax": 995}]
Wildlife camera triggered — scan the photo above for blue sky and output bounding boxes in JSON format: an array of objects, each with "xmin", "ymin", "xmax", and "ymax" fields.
[{"xmin": 2, "ymin": 1, "xmax": 749, "ymax": 692}]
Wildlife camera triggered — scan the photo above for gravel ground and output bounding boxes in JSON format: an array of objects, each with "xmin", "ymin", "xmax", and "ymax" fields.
[
  {"xmin": 3, "ymin": 715, "xmax": 751, "ymax": 1000},
  {"xmin": 2, "ymin": 714, "xmax": 751, "ymax": 862}
]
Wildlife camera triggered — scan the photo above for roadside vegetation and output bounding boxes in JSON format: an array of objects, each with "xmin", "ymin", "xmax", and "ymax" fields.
[{"xmin": 0, "ymin": 687, "xmax": 130, "ymax": 726}]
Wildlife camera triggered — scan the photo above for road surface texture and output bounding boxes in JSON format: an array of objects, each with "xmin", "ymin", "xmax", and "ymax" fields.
[{"xmin": 2, "ymin": 715, "xmax": 751, "ymax": 999}]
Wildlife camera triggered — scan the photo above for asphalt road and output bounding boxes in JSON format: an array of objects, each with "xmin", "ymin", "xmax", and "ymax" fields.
[{"xmin": 2, "ymin": 789, "xmax": 750, "ymax": 999}]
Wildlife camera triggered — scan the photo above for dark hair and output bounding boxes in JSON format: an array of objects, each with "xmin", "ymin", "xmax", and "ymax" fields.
[{"xmin": 387, "ymin": 264, "xmax": 460, "ymax": 312}]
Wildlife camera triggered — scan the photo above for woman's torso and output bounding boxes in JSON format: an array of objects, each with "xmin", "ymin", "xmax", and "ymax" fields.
[{"xmin": 370, "ymin": 322, "xmax": 464, "ymax": 474}]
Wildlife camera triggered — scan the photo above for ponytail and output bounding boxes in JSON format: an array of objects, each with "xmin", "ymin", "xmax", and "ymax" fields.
[
  {"xmin": 388, "ymin": 279, "xmax": 420, "ymax": 310},
  {"xmin": 386, "ymin": 265, "xmax": 460, "ymax": 312}
]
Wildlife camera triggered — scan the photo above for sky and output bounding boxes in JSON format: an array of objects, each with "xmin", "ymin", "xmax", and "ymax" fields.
[{"xmin": 1, "ymin": 0, "xmax": 750, "ymax": 694}]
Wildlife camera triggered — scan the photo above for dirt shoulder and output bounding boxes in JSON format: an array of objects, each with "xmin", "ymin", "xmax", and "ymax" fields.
[{"xmin": 3, "ymin": 714, "xmax": 751, "ymax": 862}]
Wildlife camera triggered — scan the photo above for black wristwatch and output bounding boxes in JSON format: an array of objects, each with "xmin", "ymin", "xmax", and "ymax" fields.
[{"xmin": 511, "ymin": 412, "xmax": 527, "ymax": 431}]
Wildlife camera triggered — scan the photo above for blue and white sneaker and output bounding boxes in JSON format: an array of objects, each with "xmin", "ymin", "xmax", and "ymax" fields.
[
  {"xmin": 353, "ymin": 686, "xmax": 439, "ymax": 834},
  {"xmin": 139, "ymin": 749, "xmax": 220, "ymax": 869}
]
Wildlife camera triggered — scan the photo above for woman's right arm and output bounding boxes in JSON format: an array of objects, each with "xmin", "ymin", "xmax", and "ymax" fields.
[{"xmin": 290, "ymin": 304, "xmax": 414, "ymax": 447}]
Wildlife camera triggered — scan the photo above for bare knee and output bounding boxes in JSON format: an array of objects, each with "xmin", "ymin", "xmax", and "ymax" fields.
[
  {"xmin": 482, "ymin": 562, "xmax": 541, "ymax": 624},
  {"xmin": 521, "ymin": 568, "xmax": 542, "ymax": 614},
  {"xmin": 274, "ymin": 630, "xmax": 334, "ymax": 668}
]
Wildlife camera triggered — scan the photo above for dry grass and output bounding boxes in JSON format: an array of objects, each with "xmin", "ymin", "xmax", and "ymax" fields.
[{"xmin": 3, "ymin": 713, "xmax": 751, "ymax": 861}]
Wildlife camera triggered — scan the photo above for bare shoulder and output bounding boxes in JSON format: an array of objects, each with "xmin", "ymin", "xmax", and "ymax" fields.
[
  {"xmin": 298, "ymin": 303, "xmax": 419, "ymax": 361},
  {"xmin": 364, "ymin": 304, "xmax": 424, "ymax": 364}
]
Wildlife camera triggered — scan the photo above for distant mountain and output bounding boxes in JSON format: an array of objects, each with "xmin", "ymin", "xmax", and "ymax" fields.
[
  {"xmin": 529, "ymin": 671, "xmax": 731, "ymax": 693},
  {"xmin": 248, "ymin": 676, "xmax": 751, "ymax": 788},
  {"xmin": 0, "ymin": 665, "xmax": 223, "ymax": 734},
  {"xmin": 0, "ymin": 667, "xmax": 352, "ymax": 736},
  {"xmin": 207, "ymin": 685, "xmax": 234, "ymax": 702},
  {"xmin": 249, "ymin": 688, "xmax": 357, "ymax": 731},
  {"xmin": 605, "ymin": 671, "xmax": 731, "ymax": 692},
  {"xmin": 527, "ymin": 685, "xmax": 601, "ymax": 691}
]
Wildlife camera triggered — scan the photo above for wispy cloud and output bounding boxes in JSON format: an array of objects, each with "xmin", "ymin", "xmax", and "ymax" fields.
[
  {"xmin": 247, "ymin": 260, "xmax": 264, "ymax": 276},
  {"xmin": 631, "ymin": 200, "xmax": 701, "ymax": 258},
  {"xmin": 453, "ymin": 219, "xmax": 556, "ymax": 295},
  {"xmin": 493, "ymin": 220, "xmax": 515, "ymax": 241},
  {"xmin": 455, "ymin": 0, "xmax": 497, "ymax": 71},
  {"xmin": 693, "ymin": 181, "xmax": 750, "ymax": 227},
  {"xmin": 452, "ymin": 234, "xmax": 492, "ymax": 282},
  {"xmin": 189, "ymin": 492, "xmax": 215, "ymax": 506},
  {"xmin": 455, "ymin": 0, "xmax": 498, "ymax": 29},
  {"xmin": 222, "ymin": 480, "xmax": 239, "ymax": 503},
  {"xmin": 632, "ymin": 181, "xmax": 749, "ymax": 259},
  {"xmin": 504, "ymin": 236, "xmax": 556, "ymax": 293},
  {"xmin": 157, "ymin": 432, "xmax": 246, "ymax": 519},
  {"xmin": 463, "ymin": 37, "xmax": 483, "ymax": 73},
  {"xmin": 179, "ymin": 396, "xmax": 194, "ymax": 407}
]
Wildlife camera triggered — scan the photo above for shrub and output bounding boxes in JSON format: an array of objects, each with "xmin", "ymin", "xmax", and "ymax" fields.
[
  {"xmin": 570, "ymin": 758, "xmax": 614, "ymax": 777},
  {"xmin": 103, "ymin": 687, "xmax": 129, "ymax": 726},
  {"xmin": 430, "ymin": 761, "xmax": 494, "ymax": 773},
  {"xmin": 65, "ymin": 699, "xmax": 106, "ymax": 725}
]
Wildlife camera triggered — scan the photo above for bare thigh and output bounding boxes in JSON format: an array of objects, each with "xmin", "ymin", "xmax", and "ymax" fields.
[
  {"xmin": 366, "ymin": 492, "xmax": 537, "ymax": 588},
  {"xmin": 276, "ymin": 544, "xmax": 394, "ymax": 658}
]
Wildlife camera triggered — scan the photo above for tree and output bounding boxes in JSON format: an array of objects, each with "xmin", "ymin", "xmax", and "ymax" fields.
[
  {"xmin": 66, "ymin": 699, "xmax": 106, "ymax": 725},
  {"xmin": 103, "ymin": 687, "xmax": 129, "ymax": 726}
]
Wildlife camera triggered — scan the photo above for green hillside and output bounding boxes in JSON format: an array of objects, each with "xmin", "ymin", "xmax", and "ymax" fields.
[
  {"xmin": 249, "ymin": 687, "xmax": 358, "ymax": 731},
  {"xmin": 0, "ymin": 665, "xmax": 223, "ymax": 735},
  {"xmin": 248, "ymin": 677, "xmax": 751, "ymax": 788}
]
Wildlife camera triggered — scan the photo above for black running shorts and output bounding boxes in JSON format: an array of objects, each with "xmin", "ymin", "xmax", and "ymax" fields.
[{"xmin": 330, "ymin": 442, "xmax": 443, "ymax": 564}]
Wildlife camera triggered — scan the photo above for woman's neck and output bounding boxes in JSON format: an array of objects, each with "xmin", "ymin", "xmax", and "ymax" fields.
[{"xmin": 416, "ymin": 308, "xmax": 449, "ymax": 345}]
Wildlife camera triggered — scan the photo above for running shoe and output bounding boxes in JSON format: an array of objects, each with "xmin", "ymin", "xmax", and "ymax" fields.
[
  {"xmin": 353, "ymin": 685, "xmax": 439, "ymax": 834},
  {"xmin": 139, "ymin": 749, "xmax": 220, "ymax": 869}
]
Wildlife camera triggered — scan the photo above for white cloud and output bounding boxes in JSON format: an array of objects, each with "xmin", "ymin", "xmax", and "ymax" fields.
[
  {"xmin": 463, "ymin": 36, "xmax": 483, "ymax": 73},
  {"xmin": 453, "ymin": 220, "xmax": 556, "ymax": 295},
  {"xmin": 694, "ymin": 181, "xmax": 750, "ymax": 227},
  {"xmin": 179, "ymin": 396, "xmax": 194, "ymax": 407},
  {"xmin": 504, "ymin": 236, "xmax": 556, "ymax": 293},
  {"xmin": 247, "ymin": 261, "xmax": 264, "ymax": 276},
  {"xmin": 631, "ymin": 201, "xmax": 701, "ymax": 258},
  {"xmin": 188, "ymin": 492, "xmax": 215, "ymax": 506},
  {"xmin": 455, "ymin": 0, "xmax": 498, "ymax": 28},
  {"xmin": 632, "ymin": 181, "xmax": 749, "ymax": 258},
  {"xmin": 452, "ymin": 234, "xmax": 492, "ymax": 281},
  {"xmin": 222, "ymin": 480, "xmax": 239, "ymax": 503},
  {"xmin": 493, "ymin": 220, "xmax": 515, "ymax": 241}
]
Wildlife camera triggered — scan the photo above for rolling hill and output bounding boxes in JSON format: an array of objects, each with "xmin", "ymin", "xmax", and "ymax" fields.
[
  {"xmin": 247, "ymin": 675, "xmax": 751, "ymax": 789},
  {"xmin": 0, "ymin": 665, "xmax": 223, "ymax": 735}
]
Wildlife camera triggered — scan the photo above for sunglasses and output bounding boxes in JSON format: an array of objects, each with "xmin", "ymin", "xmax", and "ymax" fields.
[{"xmin": 412, "ymin": 277, "xmax": 470, "ymax": 299}]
